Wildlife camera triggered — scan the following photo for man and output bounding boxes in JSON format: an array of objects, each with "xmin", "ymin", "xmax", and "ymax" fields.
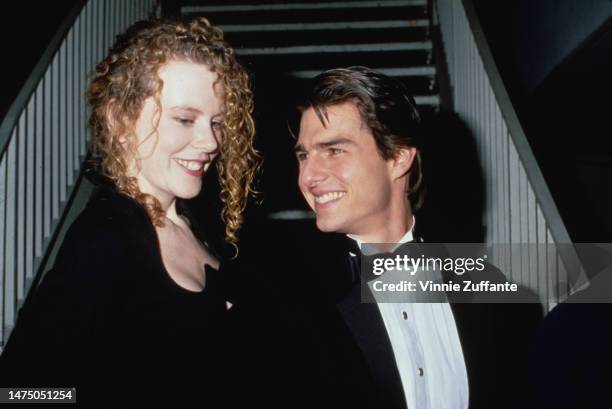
[
  {"xmin": 290, "ymin": 66, "xmax": 535, "ymax": 409},
  {"xmin": 227, "ymin": 66, "xmax": 537, "ymax": 409}
]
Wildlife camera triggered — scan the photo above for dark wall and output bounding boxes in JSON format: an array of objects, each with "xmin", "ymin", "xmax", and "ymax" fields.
[
  {"xmin": 0, "ymin": 1, "xmax": 80, "ymax": 121},
  {"xmin": 475, "ymin": 0, "xmax": 612, "ymax": 96},
  {"xmin": 512, "ymin": 0, "xmax": 612, "ymax": 94},
  {"xmin": 474, "ymin": 0, "xmax": 612, "ymax": 242}
]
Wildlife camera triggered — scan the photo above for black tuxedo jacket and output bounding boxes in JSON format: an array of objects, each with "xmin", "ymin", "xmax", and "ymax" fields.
[{"xmin": 227, "ymin": 229, "xmax": 541, "ymax": 409}]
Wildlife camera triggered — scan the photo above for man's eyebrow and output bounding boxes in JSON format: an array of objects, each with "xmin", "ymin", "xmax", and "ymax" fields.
[
  {"xmin": 316, "ymin": 138, "xmax": 354, "ymax": 149},
  {"xmin": 295, "ymin": 137, "xmax": 354, "ymax": 153}
]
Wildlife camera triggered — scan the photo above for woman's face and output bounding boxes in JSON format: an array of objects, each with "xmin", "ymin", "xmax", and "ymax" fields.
[{"xmin": 131, "ymin": 60, "xmax": 224, "ymax": 208}]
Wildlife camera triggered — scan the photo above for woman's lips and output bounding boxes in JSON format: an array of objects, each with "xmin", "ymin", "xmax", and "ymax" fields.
[{"xmin": 175, "ymin": 158, "xmax": 205, "ymax": 177}]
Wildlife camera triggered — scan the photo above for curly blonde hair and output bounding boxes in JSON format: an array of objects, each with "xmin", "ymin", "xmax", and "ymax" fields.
[{"xmin": 87, "ymin": 17, "xmax": 261, "ymax": 247}]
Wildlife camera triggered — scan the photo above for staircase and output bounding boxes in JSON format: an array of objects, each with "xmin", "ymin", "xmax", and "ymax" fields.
[
  {"xmin": 0, "ymin": 0, "xmax": 157, "ymax": 349},
  {"xmin": 179, "ymin": 0, "xmax": 439, "ymax": 212},
  {"xmin": 0, "ymin": 1, "xmax": 587, "ymax": 354}
]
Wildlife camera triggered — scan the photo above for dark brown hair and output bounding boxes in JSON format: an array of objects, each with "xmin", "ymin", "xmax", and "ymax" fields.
[{"xmin": 300, "ymin": 66, "xmax": 425, "ymax": 210}]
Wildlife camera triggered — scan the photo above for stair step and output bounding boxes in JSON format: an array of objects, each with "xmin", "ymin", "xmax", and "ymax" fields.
[
  {"xmin": 288, "ymin": 66, "xmax": 435, "ymax": 78},
  {"xmin": 236, "ymin": 41, "xmax": 431, "ymax": 55},
  {"xmin": 268, "ymin": 210, "xmax": 315, "ymax": 220},
  {"xmin": 256, "ymin": 94, "xmax": 438, "ymax": 108},
  {"xmin": 220, "ymin": 19, "xmax": 428, "ymax": 32},
  {"xmin": 250, "ymin": 75, "xmax": 438, "ymax": 109},
  {"xmin": 413, "ymin": 95, "xmax": 439, "ymax": 105},
  {"xmin": 239, "ymin": 50, "xmax": 433, "ymax": 71},
  {"xmin": 185, "ymin": 5, "xmax": 427, "ymax": 25},
  {"xmin": 249, "ymin": 74, "xmax": 437, "ymax": 99},
  {"xmin": 225, "ymin": 27, "xmax": 428, "ymax": 48},
  {"xmin": 183, "ymin": 0, "xmax": 427, "ymax": 13}
]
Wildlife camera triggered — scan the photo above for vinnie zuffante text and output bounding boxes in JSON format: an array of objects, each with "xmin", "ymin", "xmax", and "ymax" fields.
[{"xmin": 368, "ymin": 254, "xmax": 518, "ymax": 293}]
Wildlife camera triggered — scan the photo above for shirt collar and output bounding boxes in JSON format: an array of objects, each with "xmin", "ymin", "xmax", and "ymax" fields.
[{"xmin": 348, "ymin": 216, "xmax": 416, "ymax": 256}]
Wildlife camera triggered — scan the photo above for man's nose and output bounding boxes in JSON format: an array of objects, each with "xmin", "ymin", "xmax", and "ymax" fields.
[{"xmin": 299, "ymin": 155, "xmax": 327, "ymax": 187}]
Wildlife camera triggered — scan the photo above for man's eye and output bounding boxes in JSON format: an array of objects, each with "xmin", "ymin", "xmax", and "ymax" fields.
[
  {"xmin": 328, "ymin": 148, "xmax": 344, "ymax": 156},
  {"xmin": 174, "ymin": 117, "xmax": 195, "ymax": 126},
  {"xmin": 296, "ymin": 152, "xmax": 308, "ymax": 161}
]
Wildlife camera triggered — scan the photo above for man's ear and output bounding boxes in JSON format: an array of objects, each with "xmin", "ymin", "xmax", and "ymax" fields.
[{"xmin": 391, "ymin": 146, "xmax": 417, "ymax": 180}]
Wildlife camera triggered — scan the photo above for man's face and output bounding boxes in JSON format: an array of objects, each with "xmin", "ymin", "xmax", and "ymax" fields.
[{"xmin": 296, "ymin": 102, "xmax": 397, "ymax": 238}]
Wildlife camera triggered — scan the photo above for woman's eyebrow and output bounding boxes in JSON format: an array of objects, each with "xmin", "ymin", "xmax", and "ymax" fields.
[{"xmin": 169, "ymin": 106, "xmax": 203, "ymax": 114}]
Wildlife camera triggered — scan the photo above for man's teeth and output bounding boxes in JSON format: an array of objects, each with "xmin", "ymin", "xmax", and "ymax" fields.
[
  {"xmin": 176, "ymin": 159, "xmax": 203, "ymax": 171},
  {"xmin": 315, "ymin": 192, "xmax": 346, "ymax": 204}
]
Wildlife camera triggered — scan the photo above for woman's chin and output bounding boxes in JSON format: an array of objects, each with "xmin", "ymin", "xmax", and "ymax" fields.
[{"xmin": 175, "ymin": 184, "xmax": 203, "ymax": 200}]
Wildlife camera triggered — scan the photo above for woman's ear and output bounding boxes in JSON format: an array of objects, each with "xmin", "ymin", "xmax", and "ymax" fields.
[{"xmin": 392, "ymin": 146, "xmax": 417, "ymax": 180}]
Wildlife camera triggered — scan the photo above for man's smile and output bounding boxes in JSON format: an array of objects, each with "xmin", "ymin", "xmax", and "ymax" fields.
[{"xmin": 314, "ymin": 191, "xmax": 346, "ymax": 204}]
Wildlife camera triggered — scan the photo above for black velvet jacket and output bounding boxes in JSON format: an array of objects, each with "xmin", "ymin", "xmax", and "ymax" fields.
[{"xmin": 0, "ymin": 174, "xmax": 227, "ymax": 408}]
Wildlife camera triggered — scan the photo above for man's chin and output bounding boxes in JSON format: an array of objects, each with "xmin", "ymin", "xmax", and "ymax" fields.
[{"xmin": 315, "ymin": 218, "xmax": 342, "ymax": 233}]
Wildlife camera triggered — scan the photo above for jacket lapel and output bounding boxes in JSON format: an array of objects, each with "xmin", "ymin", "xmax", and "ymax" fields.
[{"xmin": 335, "ymin": 254, "xmax": 408, "ymax": 409}]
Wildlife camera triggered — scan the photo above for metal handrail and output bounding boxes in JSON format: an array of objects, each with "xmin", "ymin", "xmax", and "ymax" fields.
[
  {"xmin": 0, "ymin": 1, "xmax": 86, "ymax": 159},
  {"xmin": 434, "ymin": 0, "xmax": 588, "ymax": 309},
  {"xmin": 461, "ymin": 0, "xmax": 574, "ymax": 249},
  {"xmin": 0, "ymin": 0, "xmax": 157, "ymax": 348}
]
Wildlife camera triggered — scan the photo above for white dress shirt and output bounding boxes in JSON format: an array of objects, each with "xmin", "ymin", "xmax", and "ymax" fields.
[{"xmin": 350, "ymin": 221, "xmax": 469, "ymax": 409}]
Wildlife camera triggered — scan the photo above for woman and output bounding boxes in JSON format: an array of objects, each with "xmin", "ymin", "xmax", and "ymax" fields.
[{"xmin": 0, "ymin": 17, "xmax": 260, "ymax": 407}]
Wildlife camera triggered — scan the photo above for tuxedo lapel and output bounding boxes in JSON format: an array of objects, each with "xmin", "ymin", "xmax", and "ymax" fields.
[{"xmin": 335, "ymin": 255, "xmax": 407, "ymax": 409}]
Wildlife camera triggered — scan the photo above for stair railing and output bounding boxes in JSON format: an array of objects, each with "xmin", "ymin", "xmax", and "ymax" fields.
[
  {"xmin": 0, "ymin": 0, "xmax": 157, "ymax": 349},
  {"xmin": 434, "ymin": 0, "xmax": 588, "ymax": 310}
]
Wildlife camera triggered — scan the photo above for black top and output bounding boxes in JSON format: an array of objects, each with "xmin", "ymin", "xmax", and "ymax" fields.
[{"xmin": 0, "ymin": 175, "xmax": 228, "ymax": 408}]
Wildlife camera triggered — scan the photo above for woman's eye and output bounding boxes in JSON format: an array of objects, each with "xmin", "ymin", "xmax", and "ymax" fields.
[
  {"xmin": 211, "ymin": 120, "xmax": 223, "ymax": 131},
  {"xmin": 174, "ymin": 117, "xmax": 195, "ymax": 126}
]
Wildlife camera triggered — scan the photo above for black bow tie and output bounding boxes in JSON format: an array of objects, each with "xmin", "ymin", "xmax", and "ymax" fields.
[{"xmin": 347, "ymin": 240, "xmax": 418, "ymax": 285}]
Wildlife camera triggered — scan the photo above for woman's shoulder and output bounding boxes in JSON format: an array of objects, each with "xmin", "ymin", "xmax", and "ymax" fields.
[
  {"xmin": 85, "ymin": 182, "xmax": 149, "ymax": 223},
  {"xmin": 76, "ymin": 169, "xmax": 151, "ymax": 231},
  {"xmin": 53, "ymin": 185, "xmax": 155, "ymax": 273}
]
